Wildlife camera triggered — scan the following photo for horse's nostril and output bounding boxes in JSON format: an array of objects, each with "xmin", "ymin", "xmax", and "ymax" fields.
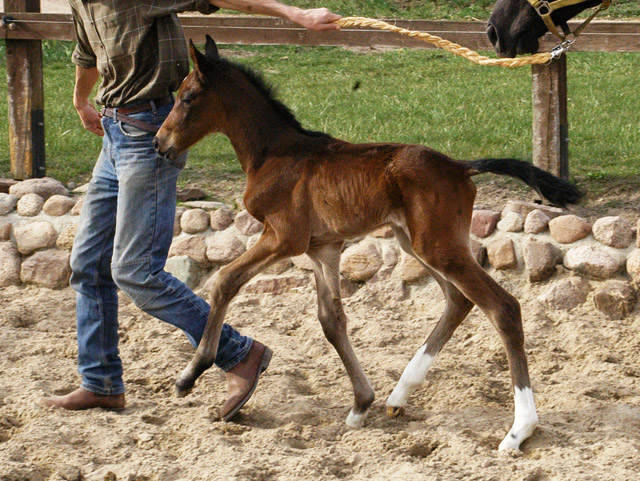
[
  {"xmin": 152, "ymin": 136, "xmax": 159, "ymax": 151},
  {"xmin": 487, "ymin": 24, "xmax": 498, "ymax": 47}
]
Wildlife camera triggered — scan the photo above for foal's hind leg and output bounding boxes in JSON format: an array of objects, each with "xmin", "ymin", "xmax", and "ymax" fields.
[
  {"xmin": 307, "ymin": 243, "xmax": 375, "ymax": 427},
  {"xmin": 412, "ymin": 236, "xmax": 538, "ymax": 451},
  {"xmin": 386, "ymin": 227, "xmax": 474, "ymax": 417}
]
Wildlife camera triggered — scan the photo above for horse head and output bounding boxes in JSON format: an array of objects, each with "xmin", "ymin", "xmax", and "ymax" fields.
[
  {"xmin": 154, "ymin": 36, "xmax": 229, "ymax": 162},
  {"xmin": 487, "ymin": 0, "xmax": 604, "ymax": 58}
]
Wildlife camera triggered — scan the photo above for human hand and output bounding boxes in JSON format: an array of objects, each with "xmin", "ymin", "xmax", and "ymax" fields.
[
  {"xmin": 293, "ymin": 7, "xmax": 341, "ymax": 31},
  {"xmin": 75, "ymin": 101, "xmax": 104, "ymax": 136}
]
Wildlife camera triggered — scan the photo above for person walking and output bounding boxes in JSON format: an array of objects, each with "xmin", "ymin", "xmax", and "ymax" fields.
[{"xmin": 39, "ymin": 0, "xmax": 341, "ymax": 421}]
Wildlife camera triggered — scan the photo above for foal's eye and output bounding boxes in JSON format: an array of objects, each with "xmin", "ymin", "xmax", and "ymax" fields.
[{"xmin": 181, "ymin": 94, "xmax": 196, "ymax": 106}]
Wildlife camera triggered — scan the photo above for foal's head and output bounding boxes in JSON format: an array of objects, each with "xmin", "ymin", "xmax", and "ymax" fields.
[{"xmin": 153, "ymin": 36, "xmax": 238, "ymax": 161}]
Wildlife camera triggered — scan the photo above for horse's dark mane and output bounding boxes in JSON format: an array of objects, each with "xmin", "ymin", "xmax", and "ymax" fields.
[{"xmin": 217, "ymin": 56, "xmax": 330, "ymax": 139}]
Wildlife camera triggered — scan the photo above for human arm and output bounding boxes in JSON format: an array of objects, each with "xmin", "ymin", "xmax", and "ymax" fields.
[
  {"xmin": 210, "ymin": 0, "xmax": 341, "ymax": 30},
  {"xmin": 74, "ymin": 66, "xmax": 104, "ymax": 137}
]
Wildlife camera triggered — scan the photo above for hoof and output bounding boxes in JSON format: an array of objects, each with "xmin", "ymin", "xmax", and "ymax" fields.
[
  {"xmin": 346, "ymin": 409, "xmax": 365, "ymax": 428},
  {"xmin": 386, "ymin": 406, "xmax": 405, "ymax": 419},
  {"xmin": 174, "ymin": 378, "xmax": 194, "ymax": 398}
]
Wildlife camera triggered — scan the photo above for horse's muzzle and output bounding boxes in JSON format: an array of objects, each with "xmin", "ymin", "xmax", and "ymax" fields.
[{"xmin": 152, "ymin": 135, "xmax": 177, "ymax": 161}]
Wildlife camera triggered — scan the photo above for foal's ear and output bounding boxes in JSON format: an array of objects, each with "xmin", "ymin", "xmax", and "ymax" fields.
[
  {"xmin": 189, "ymin": 39, "xmax": 208, "ymax": 73},
  {"xmin": 204, "ymin": 34, "xmax": 220, "ymax": 61}
]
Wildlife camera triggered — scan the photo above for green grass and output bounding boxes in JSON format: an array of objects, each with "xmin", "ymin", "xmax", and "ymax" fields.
[{"xmin": 2, "ymin": 41, "xmax": 637, "ymax": 190}]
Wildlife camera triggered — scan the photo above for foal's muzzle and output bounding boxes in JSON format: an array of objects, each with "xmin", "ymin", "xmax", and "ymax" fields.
[{"xmin": 152, "ymin": 135, "xmax": 177, "ymax": 161}]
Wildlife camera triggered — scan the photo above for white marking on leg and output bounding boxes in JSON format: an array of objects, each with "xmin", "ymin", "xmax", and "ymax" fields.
[
  {"xmin": 346, "ymin": 408, "xmax": 365, "ymax": 428},
  {"xmin": 499, "ymin": 386, "xmax": 539, "ymax": 451},
  {"xmin": 386, "ymin": 344, "xmax": 436, "ymax": 408}
]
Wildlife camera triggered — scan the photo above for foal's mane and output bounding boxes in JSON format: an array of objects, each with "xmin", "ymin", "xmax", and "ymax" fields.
[{"xmin": 217, "ymin": 56, "xmax": 331, "ymax": 139}]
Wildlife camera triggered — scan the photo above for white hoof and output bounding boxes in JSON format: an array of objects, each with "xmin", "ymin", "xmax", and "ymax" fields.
[
  {"xmin": 346, "ymin": 409, "xmax": 365, "ymax": 428},
  {"xmin": 499, "ymin": 386, "xmax": 538, "ymax": 451},
  {"xmin": 498, "ymin": 416, "xmax": 538, "ymax": 451}
]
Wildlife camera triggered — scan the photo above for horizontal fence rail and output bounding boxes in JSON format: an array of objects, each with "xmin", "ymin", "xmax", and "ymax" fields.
[
  {"xmin": 1, "ymin": 11, "xmax": 639, "ymax": 180},
  {"xmin": 1, "ymin": 13, "xmax": 639, "ymax": 52}
]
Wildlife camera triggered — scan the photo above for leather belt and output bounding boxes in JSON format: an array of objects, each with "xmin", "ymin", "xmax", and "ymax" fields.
[{"xmin": 100, "ymin": 95, "xmax": 174, "ymax": 133}]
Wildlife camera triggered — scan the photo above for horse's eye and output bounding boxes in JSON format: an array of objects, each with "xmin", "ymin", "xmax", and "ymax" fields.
[{"xmin": 182, "ymin": 95, "xmax": 196, "ymax": 106}]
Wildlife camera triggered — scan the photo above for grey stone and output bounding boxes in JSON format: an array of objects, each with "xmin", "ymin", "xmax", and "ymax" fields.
[
  {"xmin": 72, "ymin": 183, "xmax": 90, "ymax": 194},
  {"xmin": 627, "ymin": 249, "xmax": 640, "ymax": 286},
  {"xmin": 592, "ymin": 216, "xmax": 634, "ymax": 249},
  {"xmin": 523, "ymin": 238, "xmax": 562, "ymax": 282},
  {"xmin": 487, "ymin": 238, "xmax": 518, "ymax": 270},
  {"xmin": 0, "ymin": 242, "xmax": 22, "ymax": 287},
  {"xmin": 471, "ymin": 210, "xmax": 500, "ymax": 238},
  {"xmin": 340, "ymin": 278, "xmax": 359, "ymax": 298},
  {"xmin": 0, "ymin": 221, "xmax": 12, "ymax": 241},
  {"xmin": 370, "ymin": 224, "xmax": 394, "ymax": 238},
  {"xmin": 70, "ymin": 196, "xmax": 85, "ymax": 215},
  {"xmin": 564, "ymin": 245, "xmax": 624, "ymax": 279},
  {"xmin": 524, "ymin": 209, "xmax": 551, "ymax": 234},
  {"xmin": 169, "ymin": 235, "xmax": 209, "ymax": 265},
  {"xmin": 291, "ymin": 254, "xmax": 315, "ymax": 271},
  {"xmin": 20, "ymin": 250, "xmax": 71, "ymax": 289},
  {"xmin": 17, "ymin": 193, "xmax": 44, "ymax": 216},
  {"xmin": 549, "ymin": 215, "xmax": 591, "ymax": 244},
  {"xmin": 206, "ymin": 229, "xmax": 246, "ymax": 264},
  {"xmin": 0, "ymin": 193, "xmax": 18, "ymax": 215},
  {"xmin": 243, "ymin": 275, "xmax": 309, "ymax": 295},
  {"xmin": 593, "ymin": 281, "xmax": 637, "ymax": 320},
  {"xmin": 396, "ymin": 251, "xmax": 429, "ymax": 283},
  {"xmin": 9, "ymin": 177, "xmax": 69, "ymax": 199},
  {"xmin": 43, "ymin": 194, "xmax": 76, "ymax": 216},
  {"xmin": 235, "ymin": 210, "xmax": 263, "ymax": 236},
  {"xmin": 165, "ymin": 255, "xmax": 203, "ymax": 289},
  {"xmin": 497, "ymin": 212, "xmax": 524, "ymax": 233},
  {"xmin": 502, "ymin": 200, "xmax": 563, "ymax": 220},
  {"xmin": 174, "ymin": 206, "xmax": 186, "ymax": 236},
  {"xmin": 470, "ymin": 238, "xmax": 487, "ymax": 266},
  {"xmin": 177, "ymin": 188, "xmax": 206, "ymax": 202},
  {"xmin": 182, "ymin": 200, "xmax": 226, "ymax": 210},
  {"xmin": 538, "ymin": 277, "xmax": 591, "ymax": 310},
  {"xmin": 264, "ymin": 259, "xmax": 294, "ymax": 275},
  {"xmin": 210, "ymin": 207, "xmax": 234, "ymax": 231},
  {"xmin": 340, "ymin": 242, "xmax": 383, "ymax": 282},
  {"xmin": 180, "ymin": 208, "xmax": 210, "ymax": 234},
  {"xmin": 381, "ymin": 244, "xmax": 399, "ymax": 267},
  {"xmin": 14, "ymin": 221, "xmax": 57, "ymax": 254},
  {"xmin": 56, "ymin": 220, "xmax": 79, "ymax": 251}
]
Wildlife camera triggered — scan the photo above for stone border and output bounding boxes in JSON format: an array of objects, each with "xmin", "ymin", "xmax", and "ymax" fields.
[{"xmin": 1, "ymin": 179, "xmax": 639, "ymax": 319}]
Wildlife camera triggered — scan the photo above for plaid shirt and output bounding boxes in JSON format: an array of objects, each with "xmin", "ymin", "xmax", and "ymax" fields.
[{"xmin": 69, "ymin": 1, "xmax": 219, "ymax": 107}]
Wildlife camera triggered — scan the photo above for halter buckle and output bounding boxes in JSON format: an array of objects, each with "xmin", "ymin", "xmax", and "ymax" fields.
[{"xmin": 549, "ymin": 38, "xmax": 575, "ymax": 60}]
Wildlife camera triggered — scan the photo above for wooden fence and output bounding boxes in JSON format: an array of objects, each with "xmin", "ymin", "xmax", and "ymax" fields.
[{"xmin": 2, "ymin": 1, "xmax": 640, "ymax": 180}]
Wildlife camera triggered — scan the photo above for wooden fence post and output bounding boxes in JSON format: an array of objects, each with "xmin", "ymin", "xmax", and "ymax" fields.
[
  {"xmin": 531, "ymin": 55, "xmax": 569, "ymax": 180},
  {"xmin": 5, "ymin": 0, "xmax": 46, "ymax": 180}
]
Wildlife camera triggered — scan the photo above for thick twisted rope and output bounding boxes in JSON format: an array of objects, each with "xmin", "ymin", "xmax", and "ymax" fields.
[{"xmin": 334, "ymin": 17, "xmax": 554, "ymax": 67}]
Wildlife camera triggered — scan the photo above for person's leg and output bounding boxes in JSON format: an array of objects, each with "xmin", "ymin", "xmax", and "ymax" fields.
[
  {"xmin": 107, "ymin": 106, "xmax": 252, "ymax": 371},
  {"xmin": 71, "ymin": 134, "xmax": 124, "ymax": 396},
  {"xmin": 39, "ymin": 126, "xmax": 126, "ymax": 409}
]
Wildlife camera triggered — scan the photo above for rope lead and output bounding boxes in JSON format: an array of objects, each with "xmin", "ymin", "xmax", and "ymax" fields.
[{"xmin": 333, "ymin": 17, "xmax": 556, "ymax": 67}]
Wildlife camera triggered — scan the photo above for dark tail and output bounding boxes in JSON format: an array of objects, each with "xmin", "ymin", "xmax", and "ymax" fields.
[{"xmin": 467, "ymin": 158, "xmax": 584, "ymax": 207}]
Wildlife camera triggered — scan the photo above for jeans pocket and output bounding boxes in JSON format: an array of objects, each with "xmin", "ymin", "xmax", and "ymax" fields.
[{"xmin": 118, "ymin": 120, "xmax": 153, "ymax": 139}]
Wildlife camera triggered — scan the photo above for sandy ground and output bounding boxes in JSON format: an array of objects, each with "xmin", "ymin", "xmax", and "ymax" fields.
[{"xmin": 1, "ymin": 265, "xmax": 639, "ymax": 481}]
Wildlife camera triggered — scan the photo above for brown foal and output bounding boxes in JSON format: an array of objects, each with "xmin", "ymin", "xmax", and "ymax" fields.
[{"xmin": 154, "ymin": 36, "xmax": 582, "ymax": 450}]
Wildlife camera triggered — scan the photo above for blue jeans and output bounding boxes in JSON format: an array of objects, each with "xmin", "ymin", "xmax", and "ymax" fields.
[{"xmin": 70, "ymin": 102, "xmax": 252, "ymax": 395}]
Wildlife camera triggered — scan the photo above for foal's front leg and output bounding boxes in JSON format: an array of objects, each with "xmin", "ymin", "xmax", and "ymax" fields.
[
  {"xmin": 308, "ymin": 243, "xmax": 375, "ymax": 427},
  {"xmin": 175, "ymin": 227, "xmax": 286, "ymax": 396}
]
